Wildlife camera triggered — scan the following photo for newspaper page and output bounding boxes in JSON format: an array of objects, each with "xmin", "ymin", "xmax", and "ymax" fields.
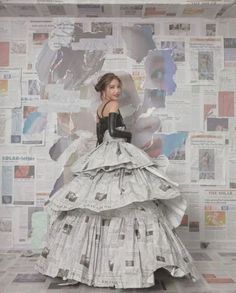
[
  {"xmin": 229, "ymin": 158, "xmax": 236, "ymax": 189},
  {"xmin": 180, "ymin": 5, "xmax": 221, "ymax": 18},
  {"xmin": 149, "ymin": 131, "xmax": 189, "ymax": 184},
  {"xmin": 0, "ymin": 21, "xmax": 11, "ymax": 67},
  {"xmin": 102, "ymin": 54, "xmax": 133, "ymax": 73},
  {"xmin": 1, "ymin": 105, "xmax": 47, "ymax": 145},
  {"xmin": 205, "ymin": 22, "xmax": 216, "ymax": 37},
  {"xmin": 0, "ymin": 68, "xmax": 21, "ymax": 108},
  {"xmin": 21, "ymin": 105, "xmax": 47, "ymax": 145},
  {"xmin": 9, "ymin": 107, "xmax": 22, "ymax": 144},
  {"xmin": 218, "ymin": 19, "xmax": 236, "ymax": 37},
  {"xmin": 188, "ymin": 36, "xmax": 224, "ymax": 85},
  {"xmin": 189, "ymin": 133, "xmax": 226, "ymax": 185},
  {"xmin": 219, "ymin": 68, "xmax": 236, "ymax": 92},
  {"xmin": 0, "ymin": 20, "xmax": 27, "ymax": 68},
  {"xmin": 0, "ymin": 207, "xmax": 13, "ymax": 249},
  {"xmin": 203, "ymin": 68, "xmax": 236, "ymax": 133},
  {"xmin": 0, "ymin": 107, "xmax": 31, "ymax": 145},
  {"xmin": 224, "ymin": 37, "xmax": 236, "ymax": 68},
  {"xmin": 0, "ymin": 109, "xmax": 7, "ymax": 144},
  {"xmin": 228, "ymin": 121, "xmax": 236, "ymax": 197},
  {"xmin": 200, "ymin": 85, "xmax": 219, "ymax": 130},
  {"xmin": 177, "ymin": 185, "xmax": 201, "ymax": 246},
  {"xmin": 36, "ymin": 159, "xmax": 58, "ymax": 207},
  {"xmin": 153, "ymin": 35, "xmax": 188, "ymax": 84},
  {"xmin": 5, "ymin": 4, "xmax": 39, "ymax": 17},
  {"xmin": 44, "ymin": 84, "xmax": 83, "ymax": 108},
  {"xmin": 22, "ymin": 71, "xmax": 40, "ymax": 102},
  {"xmin": 0, "ymin": 109, "xmax": 11, "ymax": 144},
  {"xmin": 166, "ymin": 86, "xmax": 193, "ymax": 131},
  {"xmin": 76, "ymin": 4, "xmax": 109, "ymax": 17},
  {"xmin": 10, "ymin": 20, "xmax": 28, "ymax": 68},
  {"xmin": 201, "ymin": 188, "xmax": 236, "ymax": 242},
  {"xmin": 13, "ymin": 206, "xmax": 46, "ymax": 249},
  {"xmin": 143, "ymin": 5, "xmax": 178, "ymax": 18},
  {"xmin": 131, "ymin": 63, "xmax": 146, "ymax": 96},
  {"xmin": 190, "ymin": 85, "xmax": 204, "ymax": 131},
  {"xmin": 218, "ymin": 91, "xmax": 235, "ymax": 118},
  {"xmin": 153, "ymin": 110, "xmax": 176, "ymax": 132},
  {"xmin": 164, "ymin": 21, "xmax": 197, "ymax": 36},
  {"xmin": 119, "ymin": 5, "xmax": 143, "ymax": 17},
  {"xmin": 1, "ymin": 154, "xmax": 36, "ymax": 206},
  {"xmin": 27, "ymin": 19, "xmax": 54, "ymax": 71}
]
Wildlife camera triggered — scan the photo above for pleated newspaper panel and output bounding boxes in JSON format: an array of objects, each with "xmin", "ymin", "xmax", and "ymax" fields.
[{"xmin": 35, "ymin": 128, "xmax": 201, "ymax": 288}]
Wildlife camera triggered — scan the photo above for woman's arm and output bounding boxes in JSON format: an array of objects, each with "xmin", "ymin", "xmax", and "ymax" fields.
[{"xmin": 107, "ymin": 101, "xmax": 132, "ymax": 143}]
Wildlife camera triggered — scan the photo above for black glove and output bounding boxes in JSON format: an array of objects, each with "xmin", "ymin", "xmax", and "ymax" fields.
[
  {"xmin": 108, "ymin": 112, "xmax": 132, "ymax": 143},
  {"xmin": 96, "ymin": 122, "xmax": 103, "ymax": 145}
]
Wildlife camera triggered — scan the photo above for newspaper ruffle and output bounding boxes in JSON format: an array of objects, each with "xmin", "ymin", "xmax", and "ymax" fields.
[
  {"xmin": 35, "ymin": 203, "xmax": 200, "ymax": 288},
  {"xmin": 44, "ymin": 129, "xmax": 185, "ymax": 229},
  {"xmin": 35, "ymin": 127, "xmax": 201, "ymax": 287}
]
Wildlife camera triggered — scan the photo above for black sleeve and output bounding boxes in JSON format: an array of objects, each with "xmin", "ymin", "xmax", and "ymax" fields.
[
  {"xmin": 96, "ymin": 122, "xmax": 104, "ymax": 145},
  {"xmin": 108, "ymin": 112, "xmax": 132, "ymax": 143}
]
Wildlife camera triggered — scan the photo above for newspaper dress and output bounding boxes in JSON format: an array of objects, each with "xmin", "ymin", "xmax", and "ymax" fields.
[{"xmin": 35, "ymin": 126, "xmax": 200, "ymax": 288}]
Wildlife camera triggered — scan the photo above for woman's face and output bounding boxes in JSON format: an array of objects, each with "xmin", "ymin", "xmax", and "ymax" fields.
[{"xmin": 102, "ymin": 78, "xmax": 121, "ymax": 101}]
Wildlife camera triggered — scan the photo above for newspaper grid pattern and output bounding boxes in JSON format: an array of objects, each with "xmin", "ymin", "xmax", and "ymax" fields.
[{"xmin": 35, "ymin": 127, "xmax": 201, "ymax": 288}]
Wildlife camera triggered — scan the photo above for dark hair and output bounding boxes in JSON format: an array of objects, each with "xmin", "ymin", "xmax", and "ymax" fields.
[{"xmin": 95, "ymin": 73, "xmax": 122, "ymax": 96}]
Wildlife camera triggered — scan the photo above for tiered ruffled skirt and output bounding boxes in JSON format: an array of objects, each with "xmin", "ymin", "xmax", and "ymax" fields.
[{"xmin": 35, "ymin": 127, "xmax": 201, "ymax": 288}]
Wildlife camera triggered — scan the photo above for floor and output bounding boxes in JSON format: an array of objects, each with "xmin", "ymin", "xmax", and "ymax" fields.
[{"xmin": 1, "ymin": 248, "xmax": 236, "ymax": 293}]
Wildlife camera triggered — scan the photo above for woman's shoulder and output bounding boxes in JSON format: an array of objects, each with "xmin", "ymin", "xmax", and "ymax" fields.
[
  {"xmin": 106, "ymin": 100, "xmax": 119, "ymax": 112},
  {"xmin": 97, "ymin": 100, "xmax": 120, "ymax": 122},
  {"xmin": 100, "ymin": 100, "xmax": 119, "ymax": 114}
]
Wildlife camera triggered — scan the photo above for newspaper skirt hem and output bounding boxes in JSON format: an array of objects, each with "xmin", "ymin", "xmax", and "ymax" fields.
[{"xmin": 35, "ymin": 202, "xmax": 200, "ymax": 288}]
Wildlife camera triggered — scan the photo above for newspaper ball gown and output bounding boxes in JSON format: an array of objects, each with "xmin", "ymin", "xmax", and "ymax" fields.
[{"xmin": 35, "ymin": 111, "xmax": 200, "ymax": 288}]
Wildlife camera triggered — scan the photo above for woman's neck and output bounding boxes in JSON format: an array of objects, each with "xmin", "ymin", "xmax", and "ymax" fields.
[{"xmin": 101, "ymin": 97, "xmax": 110, "ymax": 103}]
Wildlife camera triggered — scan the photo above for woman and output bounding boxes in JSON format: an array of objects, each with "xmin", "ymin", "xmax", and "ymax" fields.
[{"xmin": 35, "ymin": 72, "xmax": 200, "ymax": 288}]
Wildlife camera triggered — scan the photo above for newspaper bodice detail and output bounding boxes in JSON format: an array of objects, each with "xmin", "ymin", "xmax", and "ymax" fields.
[{"xmin": 96, "ymin": 110, "xmax": 126, "ymax": 145}]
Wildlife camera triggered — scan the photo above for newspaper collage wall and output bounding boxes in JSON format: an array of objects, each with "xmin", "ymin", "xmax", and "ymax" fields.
[{"xmin": 0, "ymin": 14, "xmax": 236, "ymax": 250}]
